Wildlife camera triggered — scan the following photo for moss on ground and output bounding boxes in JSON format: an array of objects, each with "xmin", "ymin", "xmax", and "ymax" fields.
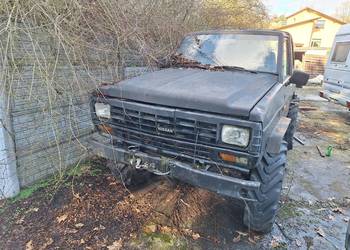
[
  {"xmin": 10, "ymin": 178, "xmax": 53, "ymax": 203},
  {"xmin": 130, "ymin": 232, "xmax": 189, "ymax": 250},
  {"xmin": 272, "ymin": 242, "xmax": 288, "ymax": 250},
  {"xmin": 278, "ymin": 202, "xmax": 302, "ymax": 220}
]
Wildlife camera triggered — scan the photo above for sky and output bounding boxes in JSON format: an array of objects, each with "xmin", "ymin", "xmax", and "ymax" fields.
[{"xmin": 263, "ymin": 0, "xmax": 344, "ymax": 16}]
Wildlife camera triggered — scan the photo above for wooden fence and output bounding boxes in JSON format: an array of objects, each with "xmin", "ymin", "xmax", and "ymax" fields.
[{"xmin": 302, "ymin": 54, "xmax": 328, "ymax": 78}]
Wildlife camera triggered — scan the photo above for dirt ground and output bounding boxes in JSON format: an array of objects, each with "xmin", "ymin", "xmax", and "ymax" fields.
[{"xmin": 0, "ymin": 86, "xmax": 349, "ymax": 250}]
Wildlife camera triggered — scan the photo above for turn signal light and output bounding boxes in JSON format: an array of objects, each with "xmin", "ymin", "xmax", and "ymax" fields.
[
  {"xmin": 219, "ymin": 152, "xmax": 236, "ymax": 163},
  {"xmin": 219, "ymin": 152, "xmax": 248, "ymax": 165},
  {"xmin": 98, "ymin": 124, "xmax": 113, "ymax": 134}
]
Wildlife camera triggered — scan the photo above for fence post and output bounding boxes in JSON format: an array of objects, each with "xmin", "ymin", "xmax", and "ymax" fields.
[{"xmin": 0, "ymin": 89, "xmax": 20, "ymax": 199}]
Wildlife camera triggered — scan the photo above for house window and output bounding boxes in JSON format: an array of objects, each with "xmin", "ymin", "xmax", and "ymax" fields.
[
  {"xmin": 315, "ymin": 20, "xmax": 326, "ymax": 29},
  {"xmin": 331, "ymin": 42, "xmax": 350, "ymax": 63},
  {"xmin": 310, "ymin": 39, "xmax": 321, "ymax": 48}
]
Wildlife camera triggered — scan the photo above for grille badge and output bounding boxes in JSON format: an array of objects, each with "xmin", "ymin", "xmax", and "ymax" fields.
[{"xmin": 157, "ymin": 125, "xmax": 174, "ymax": 134}]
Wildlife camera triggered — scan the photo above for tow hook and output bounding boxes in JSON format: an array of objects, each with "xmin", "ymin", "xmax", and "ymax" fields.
[
  {"xmin": 129, "ymin": 157, "xmax": 142, "ymax": 169},
  {"xmin": 135, "ymin": 158, "xmax": 142, "ymax": 169}
]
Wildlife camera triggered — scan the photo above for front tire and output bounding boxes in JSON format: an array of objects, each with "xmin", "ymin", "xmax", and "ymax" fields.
[{"xmin": 243, "ymin": 141, "xmax": 287, "ymax": 233}]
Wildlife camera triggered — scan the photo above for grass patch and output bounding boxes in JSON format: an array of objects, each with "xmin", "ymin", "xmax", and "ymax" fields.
[
  {"xmin": 66, "ymin": 164, "xmax": 92, "ymax": 177},
  {"xmin": 90, "ymin": 168, "xmax": 103, "ymax": 176},
  {"xmin": 278, "ymin": 202, "xmax": 302, "ymax": 220},
  {"xmin": 145, "ymin": 232, "xmax": 173, "ymax": 244},
  {"xmin": 10, "ymin": 178, "xmax": 53, "ymax": 203},
  {"xmin": 136, "ymin": 232, "xmax": 188, "ymax": 250},
  {"xmin": 131, "ymin": 231, "xmax": 188, "ymax": 250},
  {"xmin": 9, "ymin": 158, "xmax": 106, "ymax": 203},
  {"xmin": 67, "ymin": 159, "xmax": 106, "ymax": 177},
  {"xmin": 271, "ymin": 242, "xmax": 288, "ymax": 250}
]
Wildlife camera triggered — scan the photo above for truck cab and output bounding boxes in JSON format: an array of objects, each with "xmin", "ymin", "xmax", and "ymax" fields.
[{"xmin": 90, "ymin": 30, "xmax": 308, "ymax": 233}]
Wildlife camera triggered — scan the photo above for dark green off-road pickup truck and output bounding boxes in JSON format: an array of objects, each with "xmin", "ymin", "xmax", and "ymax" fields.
[{"xmin": 90, "ymin": 30, "xmax": 309, "ymax": 233}]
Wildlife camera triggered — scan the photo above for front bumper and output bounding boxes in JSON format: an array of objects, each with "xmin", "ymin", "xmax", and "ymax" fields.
[{"xmin": 90, "ymin": 135, "xmax": 260, "ymax": 202}]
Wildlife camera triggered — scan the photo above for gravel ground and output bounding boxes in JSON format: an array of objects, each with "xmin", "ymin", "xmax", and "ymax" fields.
[{"xmin": 0, "ymin": 86, "xmax": 349, "ymax": 250}]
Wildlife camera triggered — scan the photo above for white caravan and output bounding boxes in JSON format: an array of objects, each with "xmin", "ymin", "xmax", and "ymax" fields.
[{"xmin": 320, "ymin": 24, "xmax": 350, "ymax": 109}]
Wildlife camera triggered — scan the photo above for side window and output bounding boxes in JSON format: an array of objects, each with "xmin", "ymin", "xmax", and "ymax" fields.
[
  {"xmin": 282, "ymin": 39, "xmax": 289, "ymax": 79},
  {"xmin": 331, "ymin": 42, "xmax": 350, "ymax": 63}
]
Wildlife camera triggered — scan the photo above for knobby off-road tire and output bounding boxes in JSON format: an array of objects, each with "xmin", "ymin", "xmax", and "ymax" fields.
[
  {"xmin": 285, "ymin": 95, "xmax": 300, "ymax": 150},
  {"xmin": 106, "ymin": 161, "xmax": 151, "ymax": 188},
  {"xmin": 243, "ymin": 141, "xmax": 287, "ymax": 233}
]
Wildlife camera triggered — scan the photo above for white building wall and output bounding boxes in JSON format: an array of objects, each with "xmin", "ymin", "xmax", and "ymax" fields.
[{"xmin": 0, "ymin": 90, "xmax": 20, "ymax": 198}]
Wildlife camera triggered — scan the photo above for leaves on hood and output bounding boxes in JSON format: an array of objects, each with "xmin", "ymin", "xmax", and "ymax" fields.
[{"xmin": 332, "ymin": 207, "xmax": 344, "ymax": 214}]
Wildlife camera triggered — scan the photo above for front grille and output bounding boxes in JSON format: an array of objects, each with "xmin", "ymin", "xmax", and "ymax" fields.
[
  {"xmin": 93, "ymin": 98, "xmax": 263, "ymax": 156},
  {"xmin": 110, "ymin": 106, "xmax": 218, "ymax": 145},
  {"xmin": 113, "ymin": 128, "xmax": 250, "ymax": 179},
  {"xmin": 114, "ymin": 128, "xmax": 215, "ymax": 161}
]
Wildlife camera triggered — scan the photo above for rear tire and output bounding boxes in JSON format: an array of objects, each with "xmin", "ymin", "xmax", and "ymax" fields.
[
  {"xmin": 285, "ymin": 95, "xmax": 299, "ymax": 150},
  {"xmin": 243, "ymin": 141, "xmax": 287, "ymax": 233}
]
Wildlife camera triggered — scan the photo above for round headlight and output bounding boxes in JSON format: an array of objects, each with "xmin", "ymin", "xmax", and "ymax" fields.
[
  {"xmin": 95, "ymin": 103, "xmax": 111, "ymax": 119},
  {"xmin": 221, "ymin": 125, "xmax": 250, "ymax": 147}
]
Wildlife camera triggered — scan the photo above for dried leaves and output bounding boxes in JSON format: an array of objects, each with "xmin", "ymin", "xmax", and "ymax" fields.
[
  {"xmin": 39, "ymin": 238, "xmax": 54, "ymax": 250},
  {"xmin": 232, "ymin": 231, "xmax": 261, "ymax": 245},
  {"xmin": 107, "ymin": 239, "xmax": 123, "ymax": 250},
  {"xmin": 74, "ymin": 223, "xmax": 84, "ymax": 228},
  {"xmin": 143, "ymin": 223, "xmax": 201, "ymax": 241},
  {"xmin": 191, "ymin": 233, "xmax": 200, "ymax": 240},
  {"xmin": 56, "ymin": 214, "xmax": 68, "ymax": 223},
  {"xmin": 25, "ymin": 240, "xmax": 33, "ymax": 250},
  {"xmin": 143, "ymin": 224, "xmax": 157, "ymax": 234}
]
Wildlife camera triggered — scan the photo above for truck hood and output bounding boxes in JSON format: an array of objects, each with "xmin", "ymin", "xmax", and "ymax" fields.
[{"xmin": 100, "ymin": 68, "xmax": 278, "ymax": 117}]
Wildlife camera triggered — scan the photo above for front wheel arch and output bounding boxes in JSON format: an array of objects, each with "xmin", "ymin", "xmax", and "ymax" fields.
[{"xmin": 265, "ymin": 117, "xmax": 291, "ymax": 154}]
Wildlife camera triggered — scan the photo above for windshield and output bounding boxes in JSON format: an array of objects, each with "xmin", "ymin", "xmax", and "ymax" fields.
[{"xmin": 176, "ymin": 33, "xmax": 279, "ymax": 74}]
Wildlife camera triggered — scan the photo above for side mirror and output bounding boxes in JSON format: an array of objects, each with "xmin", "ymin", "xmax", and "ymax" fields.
[{"xmin": 290, "ymin": 70, "xmax": 309, "ymax": 88}]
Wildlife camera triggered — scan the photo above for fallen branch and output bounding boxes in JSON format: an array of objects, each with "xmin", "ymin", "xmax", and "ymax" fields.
[
  {"xmin": 293, "ymin": 136, "xmax": 305, "ymax": 145},
  {"xmin": 316, "ymin": 145, "xmax": 325, "ymax": 157}
]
